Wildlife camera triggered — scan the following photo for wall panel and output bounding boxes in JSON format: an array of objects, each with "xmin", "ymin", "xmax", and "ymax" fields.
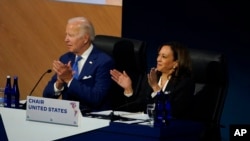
[{"xmin": 0, "ymin": 0, "xmax": 121, "ymax": 100}]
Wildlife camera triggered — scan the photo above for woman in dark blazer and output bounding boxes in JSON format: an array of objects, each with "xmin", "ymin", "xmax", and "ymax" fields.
[{"xmin": 110, "ymin": 41, "xmax": 195, "ymax": 119}]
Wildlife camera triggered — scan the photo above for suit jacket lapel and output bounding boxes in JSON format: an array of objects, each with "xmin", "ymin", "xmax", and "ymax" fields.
[
  {"xmin": 164, "ymin": 78, "xmax": 175, "ymax": 94},
  {"xmin": 78, "ymin": 48, "xmax": 98, "ymax": 79}
]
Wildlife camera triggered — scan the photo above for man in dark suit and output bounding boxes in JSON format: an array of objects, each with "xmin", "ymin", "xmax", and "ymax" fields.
[{"xmin": 43, "ymin": 17, "xmax": 114, "ymax": 113}]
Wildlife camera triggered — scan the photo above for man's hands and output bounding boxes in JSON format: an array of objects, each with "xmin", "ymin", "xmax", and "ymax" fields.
[{"xmin": 53, "ymin": 60, "xmax": 74, "ymax": 89}]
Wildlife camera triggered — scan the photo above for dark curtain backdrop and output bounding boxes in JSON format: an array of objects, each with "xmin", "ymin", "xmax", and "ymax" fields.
[{"xmin": 122, "ymin": 0, "xmax": 250, "ymax": 140}]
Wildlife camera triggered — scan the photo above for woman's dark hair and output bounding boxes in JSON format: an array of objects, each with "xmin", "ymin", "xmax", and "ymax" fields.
[{"xmin": 157, "ymin": 41, "xmax": 192, "ymax": 77}]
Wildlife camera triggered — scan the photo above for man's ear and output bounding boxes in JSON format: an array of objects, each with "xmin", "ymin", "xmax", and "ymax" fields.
[{"xmin": 83, "ymin": 34, "xmax": 90, "ymax": 44}]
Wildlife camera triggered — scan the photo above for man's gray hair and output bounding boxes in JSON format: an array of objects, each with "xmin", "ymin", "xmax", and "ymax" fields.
[{"xmin": 68, "ymin": 17, "xmax": 95, "ymax": 41}]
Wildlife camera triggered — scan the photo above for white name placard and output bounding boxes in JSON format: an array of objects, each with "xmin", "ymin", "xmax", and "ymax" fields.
[{"xmin": 26, "ymin": 96, "xmax": 80, "ymax": 126}]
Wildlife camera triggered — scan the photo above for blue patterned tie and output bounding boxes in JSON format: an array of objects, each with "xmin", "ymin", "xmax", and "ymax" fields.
[{"xmin": 72, "ymin": 56, "xmax": 82, "ymax": 79}]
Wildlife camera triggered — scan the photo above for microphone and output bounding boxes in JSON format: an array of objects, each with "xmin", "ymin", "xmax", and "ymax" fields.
[{"xmin": 21, "ymin": 69, "xmax": 52, "ymax": 109}]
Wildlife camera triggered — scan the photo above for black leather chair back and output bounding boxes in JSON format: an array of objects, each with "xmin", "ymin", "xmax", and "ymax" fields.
[
  {"xmin": 93, "ymin": 35, "xmax": 147, "ymax": 111},
  {"xmin": 189, "ymin": 48, "xmax": 228, "ymax": 140},
  {"xmin": 189, "ymin": 48, "xmax": 228, "ymax": 122},
  {"xmin": 93, "ymin": 35, "xmax": 147, "ymax": 74}
]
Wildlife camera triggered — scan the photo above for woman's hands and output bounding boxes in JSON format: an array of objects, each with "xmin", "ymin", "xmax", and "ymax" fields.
[
  {"xmin": 110, "ymin": 69, "xmax": 133, "ymax": 94},
  {"xmin": 148, "ymin": 68, "xmax": 161, "ymax": 92}
]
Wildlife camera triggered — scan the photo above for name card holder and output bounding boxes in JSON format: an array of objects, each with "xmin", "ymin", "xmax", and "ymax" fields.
[{"xmin": 26, "ymin": 96, "xmax": 80, "ymax": 126}]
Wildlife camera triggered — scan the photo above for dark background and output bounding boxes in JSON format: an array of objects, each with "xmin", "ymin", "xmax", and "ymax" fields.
[{"xmin": 121, "ymin": 0, "xmax": 250, "ymax": 140}]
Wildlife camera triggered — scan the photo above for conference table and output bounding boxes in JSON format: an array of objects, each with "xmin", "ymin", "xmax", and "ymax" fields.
[
  {"xmin": 0, "ymin": 107, "xmax": 205, "ymax": 141},
  {"xmin": 0, "ymin": 107, "xmax": 109, "ymax": 141}
]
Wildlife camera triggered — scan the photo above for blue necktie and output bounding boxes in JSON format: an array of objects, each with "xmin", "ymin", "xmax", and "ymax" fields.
[{"xmin": 72, "ymin": 56, "xmax": 82, "ymax": 79}]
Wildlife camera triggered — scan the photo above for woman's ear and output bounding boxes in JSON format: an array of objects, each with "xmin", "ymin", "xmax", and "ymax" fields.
[{"xmin": 173, "ymin": 62, "xmax": 178, "ymax": 69}]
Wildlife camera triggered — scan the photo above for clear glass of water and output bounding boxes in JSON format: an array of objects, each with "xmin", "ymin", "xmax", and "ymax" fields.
[
  {"xmin": 147, "ymin": 103, "xmax": 155, "ymax": 125},
  {"xmin": 0, "ymin": 88, "xmax": 4, "ymax": 107}
]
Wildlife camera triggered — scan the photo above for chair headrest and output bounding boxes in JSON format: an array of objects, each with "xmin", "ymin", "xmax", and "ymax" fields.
[
  {"xmin": 93, "ymin": 35, "xmax": 147, "ymax": 73},
  {"xmin": 93, "ymin": 35, "xmax": 145, "ymax": 56},
  {"xmin": 189, "ymin": 48, "xmax": 227, "ymax": 85}
]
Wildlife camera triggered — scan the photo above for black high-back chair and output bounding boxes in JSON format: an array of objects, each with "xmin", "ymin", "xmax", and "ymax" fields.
[
  {"xmin": 93, "ymin": 35, "xmax": 147, "ymax": 111},
  {"xmin": 189, "ymin": 48, "xmax": 228, "ymax": 141},
  {"xmin": 93, "ymin": 35, "xmax": 147, "ymax": 74}
]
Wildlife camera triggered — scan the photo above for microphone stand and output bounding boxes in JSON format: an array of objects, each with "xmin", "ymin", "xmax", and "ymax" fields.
[
  {"xmin": 109, "ymin": 111, "xmax": 122, "ymax": 122},
  {"xmin": 109, "ymin": 100, "xmax": 142, "ymax": 122},
  {"xmin": 21, "ymin": 69, "xmax": 52, "ymax": 109}
]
